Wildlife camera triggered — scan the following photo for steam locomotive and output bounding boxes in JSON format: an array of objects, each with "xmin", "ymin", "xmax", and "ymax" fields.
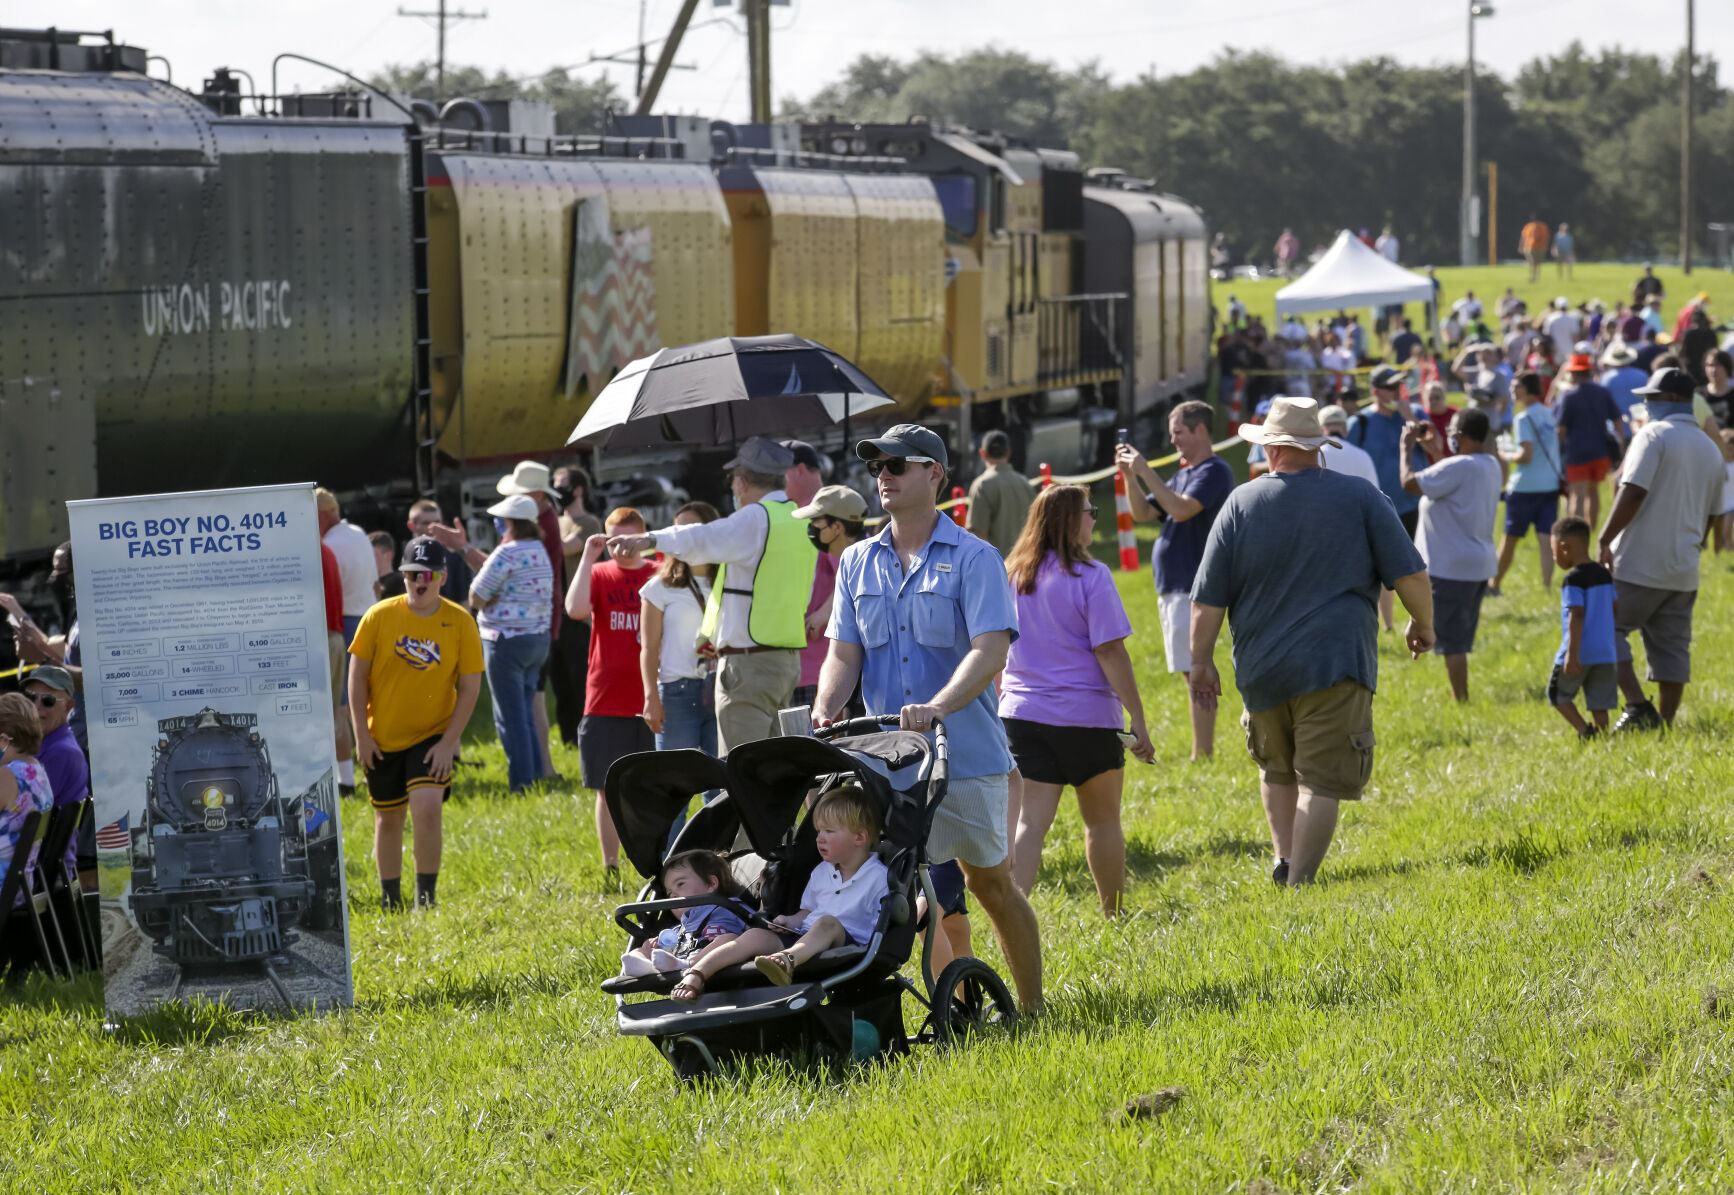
[
  {"xmin": 1, "ymin": 26, "xmax": 1211, "ymax": 585},
  {"xmin": 128, "ymin": 708, "xmax": 319, "ymax": 966}
]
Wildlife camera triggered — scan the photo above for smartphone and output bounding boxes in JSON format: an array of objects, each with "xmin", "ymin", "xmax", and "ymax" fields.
[
  {"xmin": 1115, "ymin": 730, "xmax": 1138, "ymax": 748},
  {"xmin": 1116, "ymin": 427, "xmax": 1129, "ymax": 445}
]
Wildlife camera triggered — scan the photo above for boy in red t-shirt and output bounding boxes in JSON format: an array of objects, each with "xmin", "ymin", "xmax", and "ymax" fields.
[{"xmin": 565, "ymin": 507, "xmax": 654, "ymax": 882}]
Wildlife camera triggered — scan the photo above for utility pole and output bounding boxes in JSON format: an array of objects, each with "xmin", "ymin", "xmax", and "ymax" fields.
[
  {"xmin": 397, "ymin": 0, "xmax": 488, "ymax": 103},
  {"xmin": 1682, "ymin": 0, "xmax": 1694, "ymax": 274},
  {"xmin": 1461, "ymin": 3, "xmax": 1494, "ymax": 267},
  {"xmin": 744, "ymin": 0, "xmax": 771, "ymax": 123}
]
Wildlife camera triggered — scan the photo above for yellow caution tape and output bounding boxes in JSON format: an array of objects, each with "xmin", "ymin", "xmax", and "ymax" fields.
[
  {"xmin": 0, "ymin": 663, "xmax": 36, "ymax": 680},
  {"xmin": 862, "ymin": 436, "xmax": 1244, "ymax": 525}
]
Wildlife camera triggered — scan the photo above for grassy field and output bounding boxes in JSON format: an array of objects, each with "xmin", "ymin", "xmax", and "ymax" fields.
[
  {"xmin": 6, "ymin": 511, "xmax": 1734, "ymax": 1192},
  {"xmin": 1221, "ymin": 261, "xmax": 1734, "ymax": 352}
]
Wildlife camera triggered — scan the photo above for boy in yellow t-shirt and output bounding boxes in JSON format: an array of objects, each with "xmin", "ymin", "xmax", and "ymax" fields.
[{"xmin": 349, "ymin": 536, "xmax": 484, "ymax": 909}]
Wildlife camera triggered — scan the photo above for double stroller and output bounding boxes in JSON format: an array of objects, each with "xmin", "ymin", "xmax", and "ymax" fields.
[{"xmin": 600, "ymin": 716, "xmax": 1017, "ymax": 1080}]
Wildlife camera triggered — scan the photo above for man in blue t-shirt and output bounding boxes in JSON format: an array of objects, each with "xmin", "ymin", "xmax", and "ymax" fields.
[
  {"xmin": 1347, "ymin": 368, "xmax": 1432, "ymax": 536},
  {"xmin": 1553, "ymin": 353, "xmax": 1624, "ymax": 528},
  {"xmin": 1191, "ymin": 397, "xmax": 1433, "ymax": 888},
  {"xmin": 1599, "ymin": 344, "xmax": 1648, "ymax": 428},
  {"xmin": 1493, "ymin": 372, "xmax": 1564, "ymax": 594},
  {"xmin": 1116, "ymin": 400, "xmax": 1235, "ymax": 761},
  {"xmin": 1389, "ymin": 318, "xmax": 1422, "ymax": 365}
]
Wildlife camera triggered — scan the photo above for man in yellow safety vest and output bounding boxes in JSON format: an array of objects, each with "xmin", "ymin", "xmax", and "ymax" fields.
[{"xmin": 608, "ymin": 436, "xmax": 817, "ymax": 752}]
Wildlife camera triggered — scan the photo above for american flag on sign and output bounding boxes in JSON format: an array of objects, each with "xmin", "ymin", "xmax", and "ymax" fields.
[{"xmin": 95, "ymin": 813, "xmax": 130, "ymax": 851}]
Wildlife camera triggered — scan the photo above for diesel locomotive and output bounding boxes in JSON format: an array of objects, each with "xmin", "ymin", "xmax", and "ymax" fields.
[
  {"xmin": 128, "ymin": 707, "xmax": 316, "ymax": 970},
  {"xmin": 1, "ymin": 26, "xmax": 1211, "ymax": 585}
]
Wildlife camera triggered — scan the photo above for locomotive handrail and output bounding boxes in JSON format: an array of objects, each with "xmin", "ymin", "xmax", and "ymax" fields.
[{"xmin": 270, "ymin": 52, "xmax": 418, "ymax": 125}]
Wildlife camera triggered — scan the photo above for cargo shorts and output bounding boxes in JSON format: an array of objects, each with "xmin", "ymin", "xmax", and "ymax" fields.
[{"xmin": 1240, "ymin": 678, "xmax": 1376, "ymax": 801}]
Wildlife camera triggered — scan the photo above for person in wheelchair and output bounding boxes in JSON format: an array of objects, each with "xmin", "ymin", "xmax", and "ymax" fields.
[{"xmin": 672, "ymin": 787, "xmax": 884, "ymax": 1001}]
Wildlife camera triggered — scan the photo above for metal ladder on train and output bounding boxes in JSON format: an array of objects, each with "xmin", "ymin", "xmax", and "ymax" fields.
[{"xmin": 407, "ymin": 123, "xmax": 437, "ymax": 498}]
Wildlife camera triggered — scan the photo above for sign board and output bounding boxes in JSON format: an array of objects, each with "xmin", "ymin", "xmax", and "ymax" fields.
[{"xmin": 67, "ymin": 483, "xmax": 352, "ymax": 1016}]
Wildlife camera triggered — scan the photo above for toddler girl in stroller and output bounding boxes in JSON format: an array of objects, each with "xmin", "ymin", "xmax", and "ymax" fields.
[
  {"xmin": 618, "ymin": 849, "xmax": 746, "ymax": 978},
  {"xmin": 671, "ymin": 786, "xmax": 885, "ymax": 1001}
]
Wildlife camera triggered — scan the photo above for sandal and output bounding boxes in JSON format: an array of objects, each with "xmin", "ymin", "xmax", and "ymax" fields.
[
  {"xmin": 670, "ymin": 968, "xmax": 707, "ymax": 1002},
  {"xmin": 754, "ymin": 951, "xmax": 798, "ymax": 986}
]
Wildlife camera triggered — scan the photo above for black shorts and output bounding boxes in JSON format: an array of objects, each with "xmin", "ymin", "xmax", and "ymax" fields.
[
  {"xmin": 1003, "ymin": 718, "xmax": 1124, "ymax": 788},
  {"xmin": 579, "ymin": 713, "xmax": 655, "ymax": 789},
  {"xmin": 1399, "ymin": 508, "xmax": 1420, "ymax": 540},
  {"xmin": 928, "ymin": 859, "xmax": 969, "ymax": 918},
  {"xmin": 365, "ymin": 734, "xmax": 451, "ymax": 810},
  {"xmin": 1430, "ymin": 577, "xmax": 1488, "ymax": 656}
]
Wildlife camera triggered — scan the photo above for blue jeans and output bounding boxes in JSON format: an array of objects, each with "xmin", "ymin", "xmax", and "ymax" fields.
[
  {"xmin": 656, "ymin": 675, "xmax": 719, "ymax": 846},
  {"xmin": 484, "ymin": 633, "xmax": 550, "ymax": 792}
]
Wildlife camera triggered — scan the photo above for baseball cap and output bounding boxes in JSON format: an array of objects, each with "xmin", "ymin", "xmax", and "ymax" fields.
[
  {"xmin": 793, "ymin": 484, "xmax": 868, "ymax": 521},
  {"xmin": 400, "ymin": 536, "xmax": 444, "ymax": 572},
  {"xmin": 486, "ymin": 494, "xmax": 539, "ymax": 521},
  {"xmin": 855, "ymin": 423, "xmax": 948, "ymax": 467},
  {"xmin": 723, "ymin": 435, "xmax": 795, "ymax": 472},
  {"xmin": 1368, "ymin": 366, "xmax": 1405, "ymax": 391},
  {"xmin": 1554, "ymin": 296, "xmax": 1570, "ymax": 309},
  {"xmin": 25, "ymin": 664, "xmax": 75, "ymax": 696},
  {"xmin": 1316, "ymin": 404, "xmax": 1350, "ymax": 428},
  {"xmin": 1634, "ymin": 366, "xmax": 1696, "ymax": 398},
  {"xmin": 780, "ymin": 439, "xmax": 823, "ymax": 471}
]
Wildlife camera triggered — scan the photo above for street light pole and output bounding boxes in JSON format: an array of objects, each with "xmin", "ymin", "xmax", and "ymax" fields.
[{"xmin": 1461, "ymin": 3, "xmax": 1493, "ymax": 268}]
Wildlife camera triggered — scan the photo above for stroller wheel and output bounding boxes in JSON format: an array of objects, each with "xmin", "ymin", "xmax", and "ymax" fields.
[
  {"xmin": 924, "ymin": 958, "xmax": 1017, "ymax": 1046},
  {"xmin": 663, "ymin": 1035, "xmax": 719, "ymax": 1083}
]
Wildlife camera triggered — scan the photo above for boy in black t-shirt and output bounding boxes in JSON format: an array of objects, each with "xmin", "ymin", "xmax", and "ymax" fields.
[{"xmin": 1547, "ymin": 518, "xmax": 1619, "ymax": 738}]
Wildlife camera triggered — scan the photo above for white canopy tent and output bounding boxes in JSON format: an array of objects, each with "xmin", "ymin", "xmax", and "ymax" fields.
[{"xmin": 1273, "ymin": 230, "xmax": 1434, "ymax": 317}]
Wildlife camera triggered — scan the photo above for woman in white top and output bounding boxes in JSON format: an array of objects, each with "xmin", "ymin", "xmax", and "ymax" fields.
[{"xmin": 639, "ymin": 502, "xmax": 721, "ymax": 842}]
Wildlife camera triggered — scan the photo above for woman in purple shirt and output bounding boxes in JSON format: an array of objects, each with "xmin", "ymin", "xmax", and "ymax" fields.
[{"xmin": 1000, "ymin": 485, "xmax": 1155, "ymax": 915}]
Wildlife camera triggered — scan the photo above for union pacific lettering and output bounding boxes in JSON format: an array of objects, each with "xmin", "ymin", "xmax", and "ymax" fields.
[{"xmin": 141, "ymin": 280, "xmax": 294, "ymax": 336}]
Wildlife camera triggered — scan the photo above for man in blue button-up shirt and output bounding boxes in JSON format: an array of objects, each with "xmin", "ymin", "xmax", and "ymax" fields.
[{"xmin": 815, "ymin": 423, "xmax": 1042, "ymax": 1012}]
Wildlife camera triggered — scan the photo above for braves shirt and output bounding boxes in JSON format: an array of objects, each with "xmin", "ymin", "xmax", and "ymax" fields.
[{"xmin": 348, "ymin": 595, "xmax": 485, "ymax": 751}]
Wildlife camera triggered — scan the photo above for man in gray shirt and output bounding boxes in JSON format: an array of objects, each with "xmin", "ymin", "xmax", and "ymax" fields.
[
  {"xmin": 1399, "ymin": 408, "xmax": 1505, "ymax": 703},
  {"xmin": 1596, "ymin": 368, "xmax": 1726, "ymax": 730},
  {"xmin": 1191, "ymin": 398, "xmax": 1434, "ymax": 887},
  {"xmin": 965, "ymin": 430, "xmax": 1034, "ymax": 557}
]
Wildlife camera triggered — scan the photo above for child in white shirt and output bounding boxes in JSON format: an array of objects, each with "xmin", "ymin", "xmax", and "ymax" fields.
[{"xmin": 671, "ymin": 786, "xmax": 886, "ymax": 1001}]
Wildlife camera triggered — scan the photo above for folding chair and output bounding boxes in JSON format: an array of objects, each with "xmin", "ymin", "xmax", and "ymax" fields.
[
  {"xmin": 0, "ymin": 811, "xmax": 56, "ymax": 976},
  {"xmin": 32, "ymin": 804, "xmax": 84, "ymax": 974}
]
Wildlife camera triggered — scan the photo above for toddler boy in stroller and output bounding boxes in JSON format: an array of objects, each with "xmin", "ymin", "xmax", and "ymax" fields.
[{"xmin": 670, "ymin": 787, "xmax": 885, "ymax": 1000}]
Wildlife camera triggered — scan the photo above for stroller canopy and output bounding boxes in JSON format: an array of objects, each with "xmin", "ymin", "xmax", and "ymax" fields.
[
  {"xmin": 604, "ymin": 750, "xmax": 731, "ymax": 879},
  {"xmin": 725, "ymin": 731, "xmax": 935, "ymax": 856}
]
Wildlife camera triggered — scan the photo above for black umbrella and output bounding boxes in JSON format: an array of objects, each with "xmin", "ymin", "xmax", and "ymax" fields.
[{"xmin": 565, "ymin": 334, "xmax": 898, "ymax": 450}]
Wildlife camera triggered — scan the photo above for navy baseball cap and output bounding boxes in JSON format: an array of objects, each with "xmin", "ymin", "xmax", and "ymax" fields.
[
  {"xmin": 400, "ymin": 536, "xmax": 444, "ymax": 572},
  {"xmin": 1368, "ymin": 366, "xmax": 1405, "ymax": 392},
  {"xmin": 780, "ymin": 439, "xmax": 823, "ymax": 471},
  {"xmin": 1634, "ymin": 366, "xmax": 1695, "ymax": 398},
  {"xmin": 855, "ymin": 423, "xmax": 948, "ymax": 468}
]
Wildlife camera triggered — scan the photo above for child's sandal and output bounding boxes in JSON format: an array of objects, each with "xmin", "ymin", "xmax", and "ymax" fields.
[
  {"xmin": 671, "ymin": 969, "xmax": 707, "ymax": 1002},
  {"xmin": 754, "ymin": 951, "xmax": 798, "ymax": 986}
]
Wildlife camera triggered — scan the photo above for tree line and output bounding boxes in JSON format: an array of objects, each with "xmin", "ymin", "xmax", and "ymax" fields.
[{"xmin": 373, "ymin": 44, "xmax": 1733, "ymax": 267}]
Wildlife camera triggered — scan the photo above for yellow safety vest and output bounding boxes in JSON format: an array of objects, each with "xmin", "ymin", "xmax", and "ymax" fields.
[{"xmin": 699, "ymin": 497, "xmax": 816, "ymax": 649}]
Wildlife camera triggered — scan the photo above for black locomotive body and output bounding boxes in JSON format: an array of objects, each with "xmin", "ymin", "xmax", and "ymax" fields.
[{"xmin": 128, "ymin": 708, "xmax": 316, "ymax": 965}]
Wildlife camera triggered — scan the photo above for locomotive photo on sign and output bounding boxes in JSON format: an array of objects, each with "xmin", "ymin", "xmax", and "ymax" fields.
[{"xmin": 68, "ymin": 483, "xmax": 353, "ymax": 1016}]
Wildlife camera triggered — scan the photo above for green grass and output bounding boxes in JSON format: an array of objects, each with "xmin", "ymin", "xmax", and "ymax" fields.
[
  {"xmin": 7, "ymin": 515, "xmax": 1734, "ymax": 1191},
  {"xmin": 1222, "ymin": 261, "xmax": 1734, "ymax": 347}
]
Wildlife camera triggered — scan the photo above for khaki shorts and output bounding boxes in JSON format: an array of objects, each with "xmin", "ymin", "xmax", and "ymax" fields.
[
  {"xmin": 1240, "ymin": 678, "xmax": 1376, "ymax": 801},
  {"xmin": 1157, "ymin": 591, "xmax": 1191, "ymax": 674}
]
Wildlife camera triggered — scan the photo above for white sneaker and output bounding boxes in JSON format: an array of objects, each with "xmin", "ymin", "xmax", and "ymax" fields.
[
  {"xmin": 619, "ymin": 951, "xmax": 658, "ymax": 978},
  {"xmin": 651, "ymin": 948, "xmax": 687, "ymax": 972}
]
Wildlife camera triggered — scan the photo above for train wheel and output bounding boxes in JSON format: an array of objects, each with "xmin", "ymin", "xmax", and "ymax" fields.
[{"xmin": 925, "ymin": 958, "xmax": 1017, "ymax": 1046}]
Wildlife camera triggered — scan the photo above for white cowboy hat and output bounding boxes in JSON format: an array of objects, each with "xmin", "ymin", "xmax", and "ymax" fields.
[
  {"xmin": 496, "ymin": 460, "xmax": 559, "ymax": 499},
  {"xmin": 1237, "ymin": 396, "xmax": 1340, "ymax": 452}
]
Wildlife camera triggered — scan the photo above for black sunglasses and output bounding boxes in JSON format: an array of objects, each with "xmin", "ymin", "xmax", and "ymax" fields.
[
  {"xmin": 28, "ymin": 692, "xmax": 61, "ymax": 709},
  {"xmin": 866, "ymin": 456, "xmax": 935, "ymax": 478},
  {"xmin": 1084, "ymin": 505, "xmax": 1099, "ymax": 517}
]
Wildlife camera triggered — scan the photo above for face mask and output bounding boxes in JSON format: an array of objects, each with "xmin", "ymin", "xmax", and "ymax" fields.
[
  {"xmin": 48, "ymin": 573, "xmax": 74, "ymax": 609},
  {"xmin": 806, "ymin": 522, "xmax": 830, "ymax": 551},
  {"xmin": 493, "ymin": 517, "xmax": 509, "ymax": 538}
]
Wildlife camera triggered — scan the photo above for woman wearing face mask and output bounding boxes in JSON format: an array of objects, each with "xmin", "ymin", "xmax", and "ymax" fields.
[
  {"xmin": 790, "ymin": 485, "xmax": 869, "ymax": 711},
  {"xmin": 469, "ymin": 495, "xmax": 555, "ymax": 792},
  {"xmin": 638, "ymin": 501, "xmax": 722, "ymax": 844}
]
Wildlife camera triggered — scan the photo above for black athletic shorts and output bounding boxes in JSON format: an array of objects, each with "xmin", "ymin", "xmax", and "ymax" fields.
[
  {"xmin": 365, "ymin": 734, "xmax": 451, "ymax": 810},
  {"xmin": 579, "ymin": 712, "xmax": 655, "ymax": 789},
  {"xmin": 1399, "ymin": 508, "xmax": 1420, "ymax": 540},
  {"xmin": 928, "ymin": 859, "xmax": 969, "ymax": 918},
  {"xmin": 1003, "ymin": 717, "xmax": 1124, "ymax": 788}
]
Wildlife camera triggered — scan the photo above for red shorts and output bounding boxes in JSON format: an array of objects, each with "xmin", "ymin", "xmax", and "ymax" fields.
[{"xmin": 1566, "ymin": 459, "xmax": 1610, "ymax": 484}]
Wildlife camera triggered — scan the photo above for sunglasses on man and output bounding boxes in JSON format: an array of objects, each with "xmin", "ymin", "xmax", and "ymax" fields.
[
  {"xmin": 26, "ymin": 691, "xmax": 62, "ymax": 709},
  {"xmin": 865, "ymin": 456, "xmax": 936, "ymax": 478}
]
